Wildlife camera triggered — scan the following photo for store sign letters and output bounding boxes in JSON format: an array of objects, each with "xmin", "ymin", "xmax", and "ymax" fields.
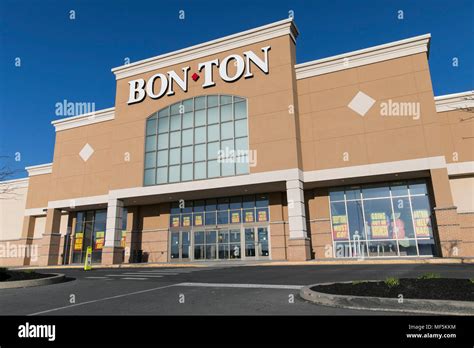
[{"xmin": 127, "ymin": 46, "xmax": 271, "ymax": 104}]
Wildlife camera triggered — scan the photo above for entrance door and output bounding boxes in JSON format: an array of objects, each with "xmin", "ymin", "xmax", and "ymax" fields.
[
  {"xmin": 244, "ymin": 227, "xmax": 269, "ymax": 260},
  {"xmin": 170, "ymin": 231, "xmax": 191, "ymax": 261}
]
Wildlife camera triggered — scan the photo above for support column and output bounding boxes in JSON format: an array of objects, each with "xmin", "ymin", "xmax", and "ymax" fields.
[
  {"xmin": 38, "ymin": 209, "xmax": 62, "ymax": 266},
  {"xmin": 21, "ymin": 215, "xmax": 36, "ymax": 266},
  {"xmin": 102, "ymin": 198, "xmax": 124, "ymax": 265},
  {"xmin": 286, "ymin": 179, "xmax": 311, "ymax": 261},
  {"xmin": 430, "ymin": 168, "xmax": 462, "ymax": 257}
]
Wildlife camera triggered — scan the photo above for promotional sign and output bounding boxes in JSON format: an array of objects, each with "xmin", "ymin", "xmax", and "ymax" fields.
[
  {"xmin": 332, "ymin": 215, "xmax": 349, "ymax": 240},
  {"xmin": 370, "ymin": 212, "xmax": 389, "ymax": 238},
  {"xmin": 84, "ymin": 246, "xmax": 92, "ymax": 271},
  {"xmin": 127, "ymin": 46, "xmax": 271, "ymax": 105},
  {"xmin": 194, "ymin": 214, "xmax": 203, "ymax": 226},
  {"xmin": 413, "ymin": 209, "xmax": 431, "ymax": 237},
  {"xmin": 231, "ymin": 212, "xmax": 240, "ymax": 223},
  {"xmin": 94, "ymin": 231, "xmax": 105, "ymax": 250},
  {"xmin": 257, "ymin": 210, "xmax": 268, "ymax": 222},
  {"xmin": 74, "ymin": 233, "xmax": 83, "ymax": 251},
  {"xmin": 121, "ymin": 230, "xmax": 127, "ymax": 248},
  {"xmin": 182, "ymin": 216, "xmax": 191, "ymax": 227},
  {"xmin": 245, "ymin": 211, "xmax": 254, "ymax": 223},
  {"xmin": 171, "ymin": 216, "xmax": 180, "ymax": 227}
]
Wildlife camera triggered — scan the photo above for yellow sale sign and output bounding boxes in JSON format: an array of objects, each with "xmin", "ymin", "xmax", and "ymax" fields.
[
  {"xmin": 413, "ymin": 210, "xmax": 431, "ymax": 237},
  {"xmin": 332, "ymin": 215, "xmax": 348, "ymax": 240},
  {"xmin": 74, "ymin": 233, "xmax": 83, "ymax": 251},
  {"xmin": 370, "ymin": 212, "xmax": 389, "ymax": 238}
]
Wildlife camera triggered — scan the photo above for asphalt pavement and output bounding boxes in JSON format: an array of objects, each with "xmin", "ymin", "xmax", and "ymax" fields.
[{"xmin": 0, "ymin": 263, "xmax": 472, "ymax": 316}]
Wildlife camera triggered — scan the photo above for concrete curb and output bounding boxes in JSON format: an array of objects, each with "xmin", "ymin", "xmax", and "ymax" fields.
[
  {"xmin": 260, "ymin": 257, "xmax": 474, "ymax": 266},
  {"xmin": 11, "ymin": 257, "xmax": 474, "ymax": 270},
  {"xmin": 300, "ymin": 280, "xmax": 474, "ymax": 316},
  {"xmin": 13, "ymin": 263, "xmax": 206, "ymax": 270},
  {"xmin": 0, "ymin": 273, "xmax": 66, "ymax": 289}
]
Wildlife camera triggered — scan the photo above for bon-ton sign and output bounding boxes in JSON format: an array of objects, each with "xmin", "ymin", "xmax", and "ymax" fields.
[{"xmin": 127, "ymin": 46, "xmax": 271, "ymax": 104}]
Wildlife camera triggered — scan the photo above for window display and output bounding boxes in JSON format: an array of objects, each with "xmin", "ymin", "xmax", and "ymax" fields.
[{"xmin": 329, "ymin": 181, "xmax": 436, "ymax": 258}]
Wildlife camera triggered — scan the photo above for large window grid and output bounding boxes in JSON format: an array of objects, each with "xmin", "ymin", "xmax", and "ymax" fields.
[
  {"xmin": 329, "ymin": 181, "xmax": 437, "ymax": 258},
  {"xmin": 169, "ymin": 195, "xmax": 270, "ymax": 228},
  {"xmin": 144, "ymin": 95, "xmax": 249, "ymax": 186}
]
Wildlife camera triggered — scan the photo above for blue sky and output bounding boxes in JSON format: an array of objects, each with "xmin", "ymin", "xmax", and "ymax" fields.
[{"xmin": 0, "ymin": 0, "xmax": 472, "ymax": 179}]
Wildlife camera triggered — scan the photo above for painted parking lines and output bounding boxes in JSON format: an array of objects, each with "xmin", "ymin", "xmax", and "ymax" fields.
[
  {"xmin": 28, "ymin": 283, "xmax": 178, "ymax": 316},
  {"xmin": 101, "ymin": 268, "xmax": 208, "ymax": 281},
  {"xmin": 121, "ymin": 277, "xmax": 147, "ymax": 280},
  {"xmin": 107, "ymin": 274, "xmax": 163, "ymax": 278},
  {"xmin": 176, "ymin": 282, "xmax": 304, "ymax": 290}
]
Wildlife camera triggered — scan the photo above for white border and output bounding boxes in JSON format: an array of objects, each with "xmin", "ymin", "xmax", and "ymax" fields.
[
  {"xmin": 0, "ymin": 177, "xmax": 29, "ymax": 188},
  {"xmin": 295, "ymin": 34, "xmax": 431, "ymax": 79},
  {"xmin": 111, "ymin": 18, "xmax": 299, "ymax": 80},
  {"xmin": 51, "ymin": 107, "xmax": 115, "ymax": 132},
  {"xmin": 43, "ymin": 156, "xmax": 452, "ymax": 209},
  {"xmin": 24, "ymin": 207, "xmax": 47, "ymax": 216},
  {"xmin": 434, "ymin": 91, "xmax": 474, "ymax": 112},
  {"xmin": 447, "ymin": 161, "xmax": 474, "ymax": 176},
  {"xmin": 25, "ymin": 163, "xmax": 52, "ymax": 177},
  {"xmin": 303, "ymin": 156, "xmax": 446, "ymax": 182}
]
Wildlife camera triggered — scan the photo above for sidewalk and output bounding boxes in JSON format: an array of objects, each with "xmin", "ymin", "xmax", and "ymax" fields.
[{"xmin": 10, "ymin": 257, "xmax": 474, "ymax": 270}]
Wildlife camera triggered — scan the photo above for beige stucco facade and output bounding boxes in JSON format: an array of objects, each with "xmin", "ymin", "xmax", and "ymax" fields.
[{"xmin": 1, "ymin": 19, "xmax": 473, "ymax": 267}]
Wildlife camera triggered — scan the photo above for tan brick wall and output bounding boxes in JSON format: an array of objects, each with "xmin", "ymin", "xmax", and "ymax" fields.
[
  {"xmin": 306, "ymin": 188, "xmax": 333, "ymax": 259},
  {"xmin": 138, "ymin": 203, "xmax": 169, "ymax": 263},
  {"xmin": 269, "ymin": 192, "xmax": 288, "ymax": 260}
]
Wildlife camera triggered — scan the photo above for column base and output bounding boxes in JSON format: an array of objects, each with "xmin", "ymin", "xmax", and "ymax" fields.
[
  {"xmin": 38, "ymin": 233, "xmax": 62, "ymax": 266},
  {"xmin": 102, "ymin": 246, "xmax": 124, "ymax": 265},
  {"xmin": 434, "ymin": 206, "xmax": 463, "ymax": 257},
  {"xmin": 287, "ymin": 238, "xmax": 311, "ymax": 261}
]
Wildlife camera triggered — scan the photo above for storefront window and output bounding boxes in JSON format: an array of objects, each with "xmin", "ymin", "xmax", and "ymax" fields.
[
  {"xmin": 72, "ymin": 209, "xmax": 111, "ymax": 264},
  {"xmin": 144, "ymin": 95, "xmax": 249, "ymax": 186},
  {"xmin": 329, "ymin": 181, "xmax": 436, "ymax": 258},
  {"xmin": 169, "ymin": 194, "xmax": 269, "ymax": 228}
]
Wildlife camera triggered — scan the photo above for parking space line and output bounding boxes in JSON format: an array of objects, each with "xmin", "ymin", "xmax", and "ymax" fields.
[
  {"xmin": 121, "ymin": 277, "xmax": 147, "ymax": 280},
  {"xmin": 176, "ymin": 282, "xmax": 303, "ymax": 290},
  {"xmin": 28, "ymin": 283, "xmax": 178, "ymax": 316},
  {"xmin": 107, "ymin": 274, "xmax": 163, "ymax": 278}
]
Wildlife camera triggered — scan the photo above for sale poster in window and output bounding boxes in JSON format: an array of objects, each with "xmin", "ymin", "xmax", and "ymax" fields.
[
  {"xmin": 245, "ymin": 211, "xmax": 254, "ymax": 223},
  {"xmin": 171, "ymin": 216, "xmax": 180, "ymax": 227},
  {"xmin": 182, "ymin": 216, "xmax": 191, "ymax": 227},
  {"xmin": 231, "ymin": 212, "xmax": 240, "ymax": 223},
  {"xmin": 74, "ymin": 233, "xmax": 83, "ymax": 251},
  {"xmin": 194, "ymin": 214, "xmax": 203, "ymax": 226},
  {"xmin": 332, "ymin": 215, "xmax": 349, "ymax": 240},
  {"xmin": 121, "ymin": 230, "xmax": 127, "ymax": 248},
  {"xmin": 413, "ymin": 209, "xmax": 431, "ymax": 237},
  {"xmin": 257, "ymin": 210, "xmax": 267, "ymax": 222},
  {"xmin": 370, "ymin": 212, "xmax": 389, "ymax": 238},
  {"xmin": 95, "ymin": 231, "xmax": 105, "ymax": 250}
]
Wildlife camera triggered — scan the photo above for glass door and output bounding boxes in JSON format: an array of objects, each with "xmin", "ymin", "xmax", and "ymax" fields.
[
  {"xmin": 244, "ymin": 227, "xmax": 269, "ymax": 260},
  {"xmin": 170, "ymin": 231, "xmax": 180, "ymax": 260},
  {"xmin": 244, "ymin": 228, "xmax": 256, "ymax": 257},
  {"xmin": 229, "ymin": 229, "xmax": 241, "ymax": 259},
  {"xmin": 257, "ymin": 227, "xmax": 269, "ymax": 257},
  {"xmin": 182, "ymin": 231, "xmax": 190, "ymax": 260},
  {"xmin": 170, "ymin": 230, "xmax": 191, "ymax": 261}
]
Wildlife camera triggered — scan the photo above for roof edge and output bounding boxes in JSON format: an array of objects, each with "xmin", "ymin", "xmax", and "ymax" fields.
[
  {"xmin": 51, "ymin": 107, "xmax": 115, "ymax": 132},
  {"xmin": 435, "ymin": 90, "xmax": 474, "ymax": 112},
  {"xmin": 295, "ymin": 33, "xmax": 431, "ymax": 80},
  {"xmin": 111, "ymin": 18, "xmax": 298, "ymax": 80}
]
